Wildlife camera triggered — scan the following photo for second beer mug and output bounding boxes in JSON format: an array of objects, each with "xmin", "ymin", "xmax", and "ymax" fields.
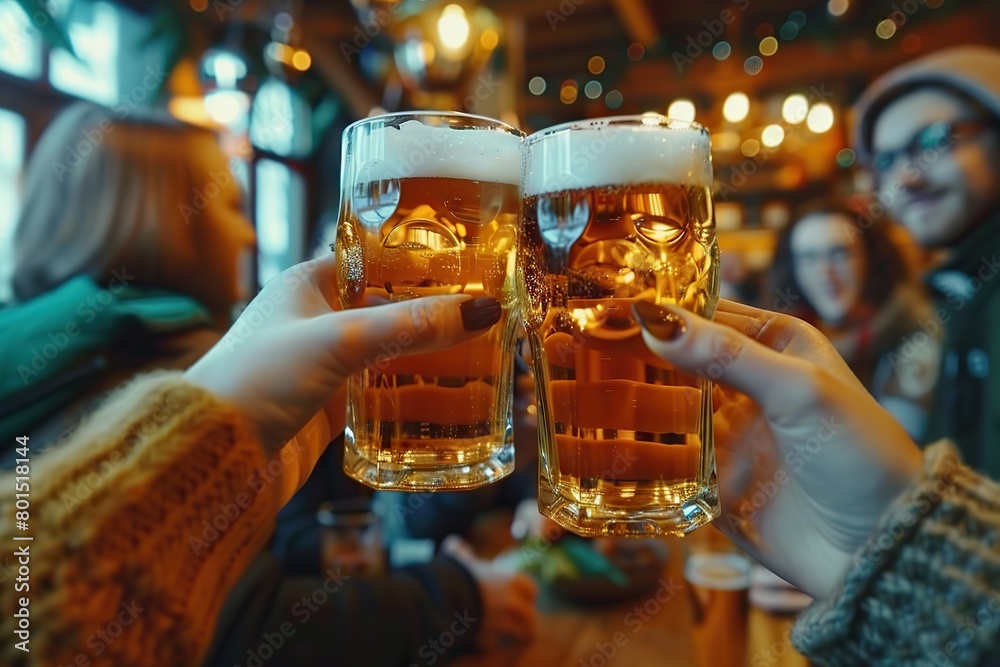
[
  {"xmin": 518, "ymin": 114, "xmax": 721, "ymax": 536},
  {"xmin": 335, "ymin": 112, "xmax": 523, "ymax": 490}
]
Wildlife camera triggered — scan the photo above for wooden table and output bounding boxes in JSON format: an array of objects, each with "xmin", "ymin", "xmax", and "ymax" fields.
[{"xmin": 452, "ymin": 536, "xmax": 811, "ymax": 667}]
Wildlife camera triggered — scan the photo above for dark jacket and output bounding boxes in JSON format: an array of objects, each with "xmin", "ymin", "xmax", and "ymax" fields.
[
  {"xmin": 923, "ymin": 216, "xmax": 1000, "ymax": 477},
  {"xmin": 251, "ymin": 438, "xmax": 487, "ymax": 666},
  {"xmin": 204, "ymin": 551, "xmax": 482, "ymax": 667}
]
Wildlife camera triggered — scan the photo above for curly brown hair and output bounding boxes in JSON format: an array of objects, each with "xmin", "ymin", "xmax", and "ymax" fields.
[{"xmin": 767, "ymin": 198, "xmax": 909, "ymax": 322}]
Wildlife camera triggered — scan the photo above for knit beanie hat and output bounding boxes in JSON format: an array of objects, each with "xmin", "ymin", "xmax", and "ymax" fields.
[{"xmin": 853, "ymin": 45, "xmax": 1000, "ymax": 164}]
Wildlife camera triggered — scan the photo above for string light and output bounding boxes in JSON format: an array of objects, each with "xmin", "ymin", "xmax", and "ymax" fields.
[
  {"xmin": 667, "ymin": 99, "xmax": 695, "ymax": 122},
  {"xmin": 876, "ymin": 19, "xmax": 897, "ymax": 39},
  {"xmin": 761, "ymin": 124, "xmax": 785, "ymax": 147},
  {"xmin": 782, "ymin": 94, "xmax": 809, "ymax": 124},
  {"xmin": 438, "ymin": 5, "xmax": 470, "ymax": 50},
  {"xmin": 828, "ymin": 0, "xmax": 849, "ymax": 17},
  {"xmin": 807, "ymin": 103, "xmax": 835, "ymax": 133},
  {"xmin": 723, "ymin": 92, "xmax": 749, "ymax": 123}
]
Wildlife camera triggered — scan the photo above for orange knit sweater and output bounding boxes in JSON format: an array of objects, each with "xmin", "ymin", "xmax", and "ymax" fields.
[{"xmin": 0, "ymin": 372, "xmax": 277, "ymax": 667}]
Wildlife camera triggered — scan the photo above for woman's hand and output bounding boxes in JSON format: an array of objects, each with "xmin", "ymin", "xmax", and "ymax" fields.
[
  {"xmin": 184, "ymin": 256, "xmax": 502, "ymax": 504},
  {"xmin": 633, "ymin": 299, "xmax": 923, "ymax": 600}
]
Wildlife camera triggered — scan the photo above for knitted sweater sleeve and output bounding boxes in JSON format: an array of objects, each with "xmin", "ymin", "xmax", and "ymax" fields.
[
  {"xmin": 0, "ymin": 371, "xmax": 278, "ymax": 667},
  {"xmin": 793, "ymin": 440, "xmax": 1000, "ymax": 666}
]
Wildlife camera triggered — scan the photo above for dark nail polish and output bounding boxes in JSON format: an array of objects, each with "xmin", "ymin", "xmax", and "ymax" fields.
[
  {"xmin": 460, "ymin": 297, "xmax": 503, "ymax": 331},
  {"xmin": 632, "ymin": 301, "xmax": 686, "ymax": 341}
]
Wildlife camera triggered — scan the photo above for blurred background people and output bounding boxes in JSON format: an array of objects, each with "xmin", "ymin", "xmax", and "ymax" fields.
[
  {"xmin": 1, "ymin": 103, "xmax": 255, "ymax": 450},
  {"xmin": 854, "ymin": 45, "xmax": 1000, "ymax": 476},
  {"xmin": 768, "ymin": 199, "xmax": 940, "ymax": 439}
]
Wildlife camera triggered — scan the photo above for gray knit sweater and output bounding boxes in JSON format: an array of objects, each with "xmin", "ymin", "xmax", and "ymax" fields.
[{"xmin": 793, "ymin": 441, "xmax": 1000, "ymax": 665}]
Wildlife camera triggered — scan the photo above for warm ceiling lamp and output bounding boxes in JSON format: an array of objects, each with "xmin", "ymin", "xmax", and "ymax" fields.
[
  {"xmin": 807, "ymin": 103, "xmax": 835, "ymax": 133},
  {"xmin": 782, "ymin": 94, "xmax": 809, "ymax": 124},
  {"xmin": 438, "ymin": 4, "xmax": 470, "ymax": 50},
  {"xmin": 761, "ymin": 124, "xmax": 785, "ymax": 147},
  {"xmin": 722, "ymin": 92, "xmax": 749, "ymax": 123},
  {"xmin": 667, "ymin": 99, "xmax": 696, "ymax": 122}
]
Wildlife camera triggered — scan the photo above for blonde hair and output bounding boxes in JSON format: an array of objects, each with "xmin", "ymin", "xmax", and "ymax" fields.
[{"xmin": 12, "ymin": 103, "xmax": 219, "ymax": 303}]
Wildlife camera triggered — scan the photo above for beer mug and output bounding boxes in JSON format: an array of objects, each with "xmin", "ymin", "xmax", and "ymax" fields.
[
  {"xmin": 518, "ymin": 114, "xmax": 720, "ymax": 536},
  {"xmin": 335, "ymin": 112, "xmax": 523, "ymax": 490},
  {"xmin": 317, "ymin": 500, "xmax": 385, "ymax": 577},
  {"xmin": 685, "ymin": 539, "xmax": 752, "ymax": 667}
]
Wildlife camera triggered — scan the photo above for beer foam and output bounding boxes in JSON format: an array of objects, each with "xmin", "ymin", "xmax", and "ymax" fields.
[
  {"xmin": 351, "ymin": 118, "xmax": 521, "ymax": 185},
  {"xmin": 523, "ymin": 118, "xmax": 713, "ymax": 196}
]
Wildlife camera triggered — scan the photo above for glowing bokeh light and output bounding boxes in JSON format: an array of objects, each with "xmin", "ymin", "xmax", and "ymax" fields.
[
  {"xmin": 782, "ymin": 93, "xmax": 809, "ymax": 124},
  {"xmin": 806, "ymin": 102, "xmax": 835, "ymax": 133},
  {"xmin": 723, "ymin": 92, "xmax": 750, "ymax": 123},
  {"xmin": 876, "ymin": 19, "xmax": 897, "ymax": 39},
  {"xmin": 761, "ymin": 124, "xmax": 785, "ymax": 148},
  {"xmin": 744, "ymin": 56, "xmax": 764, "ymax": 75},
  {"xmin": 438, "ymin": 5, "xmax": 470, "ymax": 50},
  {"xmin": 828, "ymin": 0, "xmax": 849, "ymax": 17},
  {"xmin": 713, "ymin": 41, "xmax": 732, "ymax": 60},
  {"xmin": 667, "ymin": 99, "xmax": 696, "ymax": 122}
]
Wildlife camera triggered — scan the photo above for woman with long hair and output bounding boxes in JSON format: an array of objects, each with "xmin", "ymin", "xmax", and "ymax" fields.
[
  {"xmin": 768, "ymin": 199, "xmax": 940, "ymax": 439},
  {"xmin": 1, "ymin": 103, "xmax": 256, "ymax": 447}
]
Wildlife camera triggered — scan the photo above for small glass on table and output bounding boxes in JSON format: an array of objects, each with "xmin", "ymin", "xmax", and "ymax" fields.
[{"xmin": 318, "ymin": 500, "xmax": 385, "ymax": 577}]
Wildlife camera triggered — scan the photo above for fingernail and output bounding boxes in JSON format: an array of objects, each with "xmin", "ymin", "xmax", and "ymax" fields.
[
  {"xmin": 632, "ymin": 301, "xmax": 686, "ymax": 341},
  {"xmin": 460, "ymin": 297, "xmax": 503, "ymax": 331}
]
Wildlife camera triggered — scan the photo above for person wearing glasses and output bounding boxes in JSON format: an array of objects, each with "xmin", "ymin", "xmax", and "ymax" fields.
[
  {"xmin": 854, "ymin": 45, "xmax": 1000, "ymax": 477},
  {"xmin": 768, "ymin": 199, "xmax": 940, "ymax": 439}
]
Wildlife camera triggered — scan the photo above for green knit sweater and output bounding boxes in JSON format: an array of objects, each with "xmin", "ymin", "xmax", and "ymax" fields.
[{"xmin": 794, "ymin": 440, "xmax": 1000, "ymax": 665}]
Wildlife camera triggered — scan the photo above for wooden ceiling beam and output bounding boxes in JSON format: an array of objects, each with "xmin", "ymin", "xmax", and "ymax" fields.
[
  {"xmin": 491, "ymin": 0, "xmax": 611, "ymax": 18},
  {"xmin": 302, "ymin": 31, "xmax": 380, "ymax": 119},
  {"xmin": 611, "ymin": 5, "xmax": 999, "ymax": 103},
  {"xmin": 608, "ymin": 0, "xmax": 660, "ymax": 46},
  {"xmin": 521, "ymin": 17, "xmax": 624, "ymax": 51}
]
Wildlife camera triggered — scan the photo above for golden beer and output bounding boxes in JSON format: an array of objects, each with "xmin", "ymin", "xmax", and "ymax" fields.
[
  {"xmin": 335, "ymin": 113, "xmax": 523, "ymax": 490},
  {"xmin": 519, "ymin": 116, "xmax": 720, "ymax": 536}
]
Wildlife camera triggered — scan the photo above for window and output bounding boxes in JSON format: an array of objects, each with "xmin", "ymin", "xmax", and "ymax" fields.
[
  {"xmin": 251, "ymin": 78, "xmax": 312, "ymax": 285},
  {"xmin": 251, "ymin": 78, "xmax": 312, "ymax": 158},
  {"xmin": 0, "ymin": 108, "xmax": 26, "ymax": 302},
  {"xmin": 0, "ymin": 0, "xmax": 43, "ymax": 79},
  {"xmin": 49, "ymin": 1, "xmax": 119, "ymax": 104},
  {"xmin": 256, "ymin": 159, "xmax": 305, "ymax": 285}
]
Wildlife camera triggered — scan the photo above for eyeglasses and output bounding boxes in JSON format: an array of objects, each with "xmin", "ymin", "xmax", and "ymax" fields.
[
  {"xmin": 792, "ymin": 245, "xmax": 856, "ymax": 267},
  {"xmin": 871, "ymin": 118, "xmax": 995, "ymax": 175}
]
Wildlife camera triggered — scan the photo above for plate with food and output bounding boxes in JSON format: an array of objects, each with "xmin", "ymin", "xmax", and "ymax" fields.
[{"xmin": 496, "ymin": 536, "xmax": 670, "ymax": 604}]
